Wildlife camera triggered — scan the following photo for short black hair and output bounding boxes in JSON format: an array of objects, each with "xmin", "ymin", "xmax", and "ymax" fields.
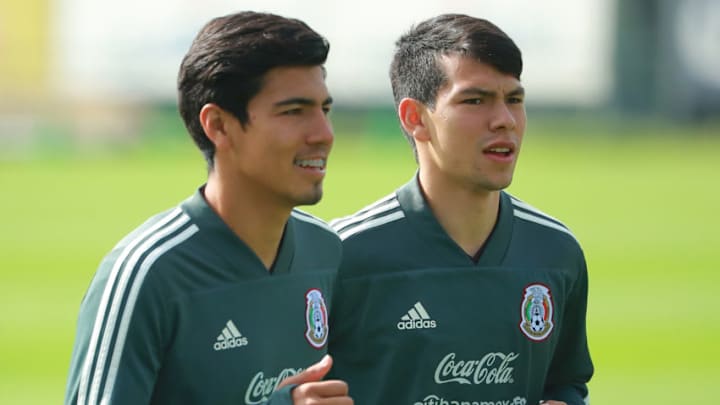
[
  {"xmin": 177, "ymin": 11, "xmax": 330, "ymax": 169},
  {"xmin": 390, "ymin": 14, "xmax": 522, "ymax": 152}
]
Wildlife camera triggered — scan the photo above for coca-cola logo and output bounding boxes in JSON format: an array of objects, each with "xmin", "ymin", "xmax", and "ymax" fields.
[
  {"xmin": 244, "ymin": 368, "xmax": 302, "ymax": 404},
  {"xmin": 434, "ymin": 352, "xmax": 518, "ymax": 385}
]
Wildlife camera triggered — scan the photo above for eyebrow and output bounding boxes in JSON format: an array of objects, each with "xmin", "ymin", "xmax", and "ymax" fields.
[
  {"xmin": 458, "ymin": 86, "xmax": 525, "ymax": 98},
  {"xmin": 274, "ymin": 96, "xmax": 334, "ymax": 108}
]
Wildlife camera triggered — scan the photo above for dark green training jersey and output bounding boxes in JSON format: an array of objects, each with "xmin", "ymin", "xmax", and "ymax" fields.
[
  {"xmin": 65, "ymin": 188, "xmax": 341, "ymax": 405},
  {"xmin": 328, "ymin": 176, "xmax": 593, "ymax": 405}
]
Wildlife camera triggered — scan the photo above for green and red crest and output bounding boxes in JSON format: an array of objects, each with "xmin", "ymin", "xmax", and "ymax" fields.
[
  {"xmin": 304, "ymin": 289, "xmax": 328, "ymax": 349},
  {"xmin": 519, "ymin": 283, "xmax": 554, "ymax": 341}
]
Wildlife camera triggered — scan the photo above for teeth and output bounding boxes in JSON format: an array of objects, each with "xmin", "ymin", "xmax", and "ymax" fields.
[
  {"xmin": 295, "ymin": 158, "xmax": 325, "ymax": 168},
  {"xmin": 489, "ymin": 148, "xmax": 510, "ymax": 153}
]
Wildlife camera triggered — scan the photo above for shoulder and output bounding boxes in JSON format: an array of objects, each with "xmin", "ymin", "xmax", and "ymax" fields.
[
  {"xmin": 290, "ymin": 209, "xmax": 342, "ymax": 245},
  {"xmin": 112, "ymin": 207, "xmax": 199, "ymax": 254},
  {"xmin": 78, "ymin": 206, "xmax": 201, "ymax": 343},
  {"xmin": 505, "ymin": 193, "xmax": 586, "ymax": 266},
  {"xmin": 291, "ymin": 209, "xmax": 336, "ymax": 232},
  {"xmin": 329, "ymin": 192, "xmax": 406, "ymax": 241},
  {"xmin": 329, "ymin": 193, "xmax": 410, "ymax": 277},
  {"xmin": 96, "ymin": 206, "xmax": 201, "ymax": 293}
]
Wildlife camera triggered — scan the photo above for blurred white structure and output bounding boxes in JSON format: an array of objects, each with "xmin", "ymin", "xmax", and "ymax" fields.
[{"xmin": 51, "ymin": 0, "xmax": 616, "ymax": 107}]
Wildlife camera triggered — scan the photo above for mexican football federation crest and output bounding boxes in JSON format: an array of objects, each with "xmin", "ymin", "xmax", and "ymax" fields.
[
  {"xmin": 304, "ymin": 289, "xmax": 329, "ymax": 349},
  {"xmin": 520, "ymin": 284, "xmax": 554, "ymax": 341}
]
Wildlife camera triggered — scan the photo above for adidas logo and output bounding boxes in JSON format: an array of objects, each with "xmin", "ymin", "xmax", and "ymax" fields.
[
  {"xmin": 397, "ymin": 302, "xmax": 437, "ymax": 330},
  {"xmin": 213, "ymin": 320, "xmax": 249, "ymax": 351}
]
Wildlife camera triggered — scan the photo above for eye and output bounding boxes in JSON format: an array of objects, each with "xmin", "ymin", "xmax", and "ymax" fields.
[
  {"xmin": 462, "ymin": 98, "xmax": 484, "ymax": 105},
  {"xmin": 322, "ymin": 105, "xmax": 332, "ymax": 115},
  {"xmin": 507, "ymin": 96, "xmax": 524, "ymax": 104},
  {"xmin": 282, "ymin": 107, "xmax": 303, "ymax": 115}
]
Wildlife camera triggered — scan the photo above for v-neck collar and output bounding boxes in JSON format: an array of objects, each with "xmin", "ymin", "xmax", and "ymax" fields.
[
  {"xmin": 395, "ymin": 174, "xmax": 512, "ymax": 267},
  {"xmin": 270, "ymin": 218, "xmax": 295, "ymax": 275},
  {"xmin": 180, "ymin": 186, "xmax": 296, "ymax": 276}
]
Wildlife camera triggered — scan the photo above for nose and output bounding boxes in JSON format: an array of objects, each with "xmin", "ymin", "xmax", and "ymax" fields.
[
  {"xmin": 489, "ymin": 101, "xmax": 518, "ymax": 132},
  {"xmin": 307, "ymin": 110, "xmax": 334, "ymax": 146}
]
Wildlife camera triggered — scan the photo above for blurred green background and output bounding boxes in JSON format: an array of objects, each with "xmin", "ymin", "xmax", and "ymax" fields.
[
  {"xmin": 2, "ymin": 114, "xmax": 719, "ymax": 403},
  {"xmin": 2, "ymin": 0, "xmax": 720, "ymax": 403}
]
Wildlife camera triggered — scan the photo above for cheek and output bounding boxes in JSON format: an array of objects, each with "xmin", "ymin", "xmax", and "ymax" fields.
[
  {"xmin": 442, "ymin": 115, "xmax": 482, "ymax": 145},
  {"xmin": 515, "ymin": 116, "xmax": 527, "ymax": 138},
  {"xmin": 238, "ymin": 133, "xmax": 288, "ymax": 168},
  {"xmin": 512, "ymin": 107, "xmax": 527, "ymax": 130},
  {"xmin": 256, "ymin": 125, "xmax": 295, "ymax": 152}
]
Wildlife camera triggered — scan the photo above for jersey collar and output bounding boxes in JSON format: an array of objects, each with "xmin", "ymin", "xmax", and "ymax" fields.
[
  {"xmin": 395, "ymin": 173, "xmax": 513, "ymax": 267},
  {"xmin": 180, "ymin": 186, "xmax": 296, "ymax": 276}
]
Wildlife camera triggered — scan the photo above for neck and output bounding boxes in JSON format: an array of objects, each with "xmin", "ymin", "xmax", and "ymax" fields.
[
  {"xmin": 204, "ymin": 173, "xmax": 290, "ymax": 270},
  {"xmin": 418, "ymin": 170, "xmax": 500, "ymax": 257}
]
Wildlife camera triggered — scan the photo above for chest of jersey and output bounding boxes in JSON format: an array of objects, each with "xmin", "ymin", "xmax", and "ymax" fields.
[
  {"xmin": 154, "ymin": 271, "xmax": 335, "ymax": 404},
  {"xmin": 331, "ymin": 265, "xmax": 572, "ymax": 405}
]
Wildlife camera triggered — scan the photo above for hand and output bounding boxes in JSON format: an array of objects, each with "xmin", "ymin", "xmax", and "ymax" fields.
[
  {"xmin": 276, "ymin": 355, "xmax": 353, "ymax": 405},
  {"xmin": 539, "ymin": 401, "xmax": 567, "ymax": 405}
]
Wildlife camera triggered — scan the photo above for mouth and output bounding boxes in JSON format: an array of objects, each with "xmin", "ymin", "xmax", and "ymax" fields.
[
  {"xmin": 482, "ymin": 141, "xmax": 517, "ymax": 161},
  {"xmin": 484, "ymin": 146, "xmax": 513, "ymax": 157},
  {"xmin": 294, "ymin": 158, "xmax": 327, "ymax": 171}
]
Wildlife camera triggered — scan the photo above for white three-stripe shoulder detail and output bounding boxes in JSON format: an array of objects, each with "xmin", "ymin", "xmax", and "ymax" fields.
[
  {"xmin": 338, "ymin": 210, "xmax": 405, "ymax": 240},
  {"xmin": 101, "ymin": 224, "xmax": 199, "ymax": 403},
  {"xmin": 78, "ymin": 209, "xmax": 197, "ymax": 405},
  {"xmin": 78, "ymin": 208, "xmax": 183, "ymax": 405},
  {"xmin": 331, "ymin": 198, "xmax": 400, "ymax": 232},
  {"xmin": 510, "ymin": 197, "xmax": 564, "ymax": 225},
  {"xmin": 513, "ymin": 209, "xmax": 577, "ymax": 241},
  {"xmin": 330, "ymin": 193, "xmax": 397, "ymax": 228}
]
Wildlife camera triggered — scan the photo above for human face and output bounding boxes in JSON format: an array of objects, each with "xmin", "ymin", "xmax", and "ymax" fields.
[
  {"xmin": 418, "ymin": 55, "xmax": 526, "ymax": 193},
  {"xmin": 225, "ymin": 65, "xmax": 333, "ymax": 208}
]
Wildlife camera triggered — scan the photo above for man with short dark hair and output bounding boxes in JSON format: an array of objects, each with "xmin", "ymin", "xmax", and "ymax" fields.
[
  {"xmin": 328, "ymin": 14, "xmax": 593, "ymax": 405},
  {"xmin": 65, "ymin": 11, "xmax": 352, "ymax": 405}
]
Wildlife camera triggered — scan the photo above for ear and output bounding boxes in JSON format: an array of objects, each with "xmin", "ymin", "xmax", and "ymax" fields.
[
  {"xmin": 398, "ymin": 98, "xmax": 430, "ymax": 142},
  {"xmin": 199, "ymin": 103, "xmax": 233, "ymax": 150}
]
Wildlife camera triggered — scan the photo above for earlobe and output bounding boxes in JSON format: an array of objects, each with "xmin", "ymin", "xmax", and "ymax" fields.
[
  {"xmin": 199, "ymin": 103, "xmax": 228, "ymax": 147},
  {"xmin": 398, "ymin": 98, "xmax": 430, "ymax": 142}
]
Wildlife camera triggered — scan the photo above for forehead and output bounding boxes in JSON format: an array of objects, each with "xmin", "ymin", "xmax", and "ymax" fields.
[
  {"xmin": 254, "ymin": 65, "xmax": 329, "ymax": 103},
  {"xmin": 437, "ymin": 55, "xmax": 521, "ymax": 95}
]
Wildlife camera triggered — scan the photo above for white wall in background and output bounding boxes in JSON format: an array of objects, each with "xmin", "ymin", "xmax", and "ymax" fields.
[{"xmin": 53, "ymin": 0, "xmax": 615, "ymax": 107}]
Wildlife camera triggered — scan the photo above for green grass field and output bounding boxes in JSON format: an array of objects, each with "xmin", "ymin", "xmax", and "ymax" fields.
[{"xmin": 1, "ymin": 118, "xmax": 718, "ymax": 403}]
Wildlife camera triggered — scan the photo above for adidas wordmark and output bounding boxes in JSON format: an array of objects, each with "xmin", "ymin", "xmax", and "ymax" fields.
[
  {"xmin": 213, "ymin": 320, "xmax": 249, "ymax": 351},
  {"xmin": 397, "ymin": 302, "xmax": 437, "ymax": 330}
]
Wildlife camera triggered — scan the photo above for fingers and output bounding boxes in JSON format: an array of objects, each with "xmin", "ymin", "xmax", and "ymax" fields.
[
  {"xmin": 277, "ymin": 355, "xmax": 353, "ymax": 404},
  {"xmin": 292, "ymin": 380, "xmax": 351, "ymax": 403},
  {"xmin": 277, "ymin": 355, "xmax": 333, "ymax": 389}
]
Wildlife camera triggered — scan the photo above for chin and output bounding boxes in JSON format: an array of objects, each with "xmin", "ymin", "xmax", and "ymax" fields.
[
  {"xmin": 480, "ymin": 179, "xmax": 513, "ymax": 192},
  {"xmin": 498, "ymin": 179, "xmax": 514, "ymax": 190},
  {"xmin": 292, "ymin": 187, "xmax": 324, "ymax": 206},
  {"xmin": 493, "ymin": 173, "xmax": 515, "ymax": 190}
]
